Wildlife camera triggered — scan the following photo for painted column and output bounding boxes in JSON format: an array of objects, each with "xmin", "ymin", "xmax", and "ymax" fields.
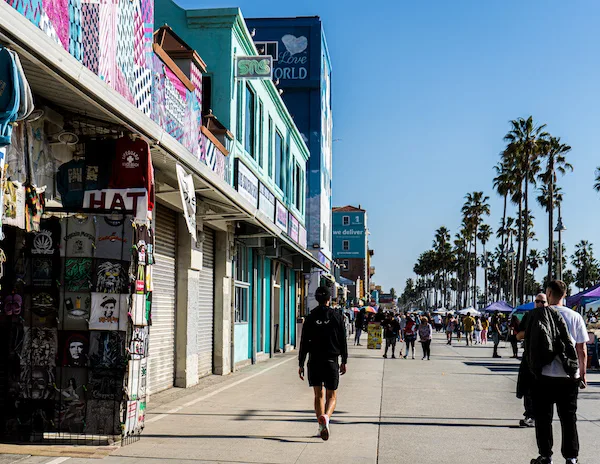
[{"xmin": 213, "ymin": 226, "xmax": 234, "ymax": 375}]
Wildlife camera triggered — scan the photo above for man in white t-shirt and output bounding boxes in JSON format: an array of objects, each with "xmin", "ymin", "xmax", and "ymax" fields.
[{"xmin": 530, "ymin": 280, "xmax": 589, "ymax": 464}]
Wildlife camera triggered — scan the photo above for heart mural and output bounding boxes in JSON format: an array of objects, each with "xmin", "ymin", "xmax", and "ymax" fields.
[{"xmin": 281, "ymin": 34, "xmax": 308, "ymax": 55}]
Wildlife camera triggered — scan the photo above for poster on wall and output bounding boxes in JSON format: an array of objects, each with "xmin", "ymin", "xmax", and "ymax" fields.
[
  {"xmin": 299, "ymin": 226, "xmax": 307, "ymax": 249},
  {"xmin": 176, "ymin": 164, "xmax": 197, "ymax": 240},
  {"xmin": 275, "ymin": 200, "xmax": 287, "ymax": 231}
]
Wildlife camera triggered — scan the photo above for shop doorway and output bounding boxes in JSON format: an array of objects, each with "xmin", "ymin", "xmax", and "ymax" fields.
[
  {"xmin": 197, "ymin": 228, "xmax": 215, "ymax": 378},
  {"xmin": 272, "ymin": 262, "xmax": 281, "ymax": 353}
]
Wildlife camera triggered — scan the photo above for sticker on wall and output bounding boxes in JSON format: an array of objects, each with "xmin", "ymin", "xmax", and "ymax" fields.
[{"xmin": 89, "ymin": 293, "xmax": 129, "ymax": 331}]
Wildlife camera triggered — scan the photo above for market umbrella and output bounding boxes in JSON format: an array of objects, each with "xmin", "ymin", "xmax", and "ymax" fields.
[
  {"xmin": 363, "ymin": 306, "xmax": 377, "ymax": 313},
  {"xmin": 457, "ymin": 307, "xmax": 481, "ymax": 316},
  {"xmin": 514, "ymin": 301, "xmax": 535, "ymax": 311},
  {"xmin": 483, "ymin": 301, "xmax": 513, "ymax": 313},
  {"xmin": 566, "ymin": 283, "xmax": 600, "ymax": 308}
]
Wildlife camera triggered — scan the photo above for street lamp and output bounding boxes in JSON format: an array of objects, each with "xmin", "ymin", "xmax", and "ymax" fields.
[{"xmin": 554, "ymin": 217, "xmax": 566, "ymax": 281}]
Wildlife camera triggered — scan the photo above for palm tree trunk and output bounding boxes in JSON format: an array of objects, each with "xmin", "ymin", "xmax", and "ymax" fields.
[
  {"xmin": 500, "ymin": 194, "xmax": 507, "ymax": 299},
  {"xmin": 547, "ymin": 163, "xmax": 554, "ymax": 284},
  {"xmin": 483, "ymin": 245, "xmax": 488, "ymax": 305},
  {"xmin": 473, "ymin": 238, "xmax": 478, "ymax": 308},
  {"xmin": 521, "ymin": 170, "xmax": 530, "ymax": 305},
  {"xmin": 516, "ymin": 191, "xmax": 523, "ymax": 304}
]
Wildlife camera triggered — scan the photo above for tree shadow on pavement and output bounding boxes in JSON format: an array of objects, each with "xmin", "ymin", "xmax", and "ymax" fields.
[{"xmin": 141, "ymin": 433, "xmax": 320, "ymax": 444}]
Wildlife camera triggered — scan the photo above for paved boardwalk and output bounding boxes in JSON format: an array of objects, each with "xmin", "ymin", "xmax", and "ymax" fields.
[{"xmin": 3, "ymin": 334, "xmax": 600, "ymax": 463}]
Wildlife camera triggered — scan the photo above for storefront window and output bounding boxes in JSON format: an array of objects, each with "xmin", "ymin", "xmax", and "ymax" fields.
[{"xmin": 234, "ymin": 244, "xmax": 250, "ymax": 323}]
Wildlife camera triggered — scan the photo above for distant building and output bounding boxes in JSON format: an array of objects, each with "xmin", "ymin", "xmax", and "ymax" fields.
[
  {"xmin": 332, "ymin": 206, "xmax": 372, "ymax": 301},
  {"xmin": 245, "ymin": 16, "xmax": 334, "ymax": 309}
]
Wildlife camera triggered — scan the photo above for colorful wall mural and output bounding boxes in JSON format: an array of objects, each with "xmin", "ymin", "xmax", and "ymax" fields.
[{"xmin": 4, "ymin": 0, "xmax": 206, "ymax": 163}]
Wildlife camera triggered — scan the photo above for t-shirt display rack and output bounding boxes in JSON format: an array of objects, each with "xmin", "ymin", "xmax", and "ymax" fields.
[{"xmin": 0, "ymin": 206, "xmax": 153, "ymax": 445}]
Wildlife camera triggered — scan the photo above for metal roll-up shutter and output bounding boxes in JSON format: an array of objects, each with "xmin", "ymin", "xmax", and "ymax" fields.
[
  {"xmin": 197, "ymin": 228, "xmax": 215, "ymax": 378},
  {"xmin": 148, "ymin": 204, "xmax": 177, "ymax": 394}
]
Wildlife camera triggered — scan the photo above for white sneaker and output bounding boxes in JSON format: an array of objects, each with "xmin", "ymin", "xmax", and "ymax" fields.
[{"xmin": 318, "ymin": 415, "xmax": 330, "ymax": 441}]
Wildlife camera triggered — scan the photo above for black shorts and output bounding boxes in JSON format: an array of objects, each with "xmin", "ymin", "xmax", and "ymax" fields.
[{"xmin": 308, "ymin": 358, "xmax": 340, "ymax": 390}]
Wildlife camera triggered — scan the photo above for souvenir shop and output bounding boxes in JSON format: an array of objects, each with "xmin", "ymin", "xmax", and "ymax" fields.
[{"xmin": 0, "ymin": 46, "xmax": 156, "ymax": 443}]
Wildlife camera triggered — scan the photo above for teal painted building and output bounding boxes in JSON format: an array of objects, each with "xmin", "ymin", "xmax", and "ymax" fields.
[{"xmin": 155, "ymin": 1, "xmax": 314, "ymax": 367}]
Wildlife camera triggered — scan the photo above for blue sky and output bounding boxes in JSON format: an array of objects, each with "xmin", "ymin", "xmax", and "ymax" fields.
[{"xmin": 176, "ymin": 0, "xmax": 600, "ymax": 293}]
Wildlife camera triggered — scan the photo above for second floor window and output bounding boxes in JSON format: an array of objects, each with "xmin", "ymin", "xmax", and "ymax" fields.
[
  {"xmin": 245, "ymin": 84, "xmax": 255, "ymax": 158},
  {"xmin": 258, "ymin": 102, "xmax": 264, "ymax": 168},
  {"xmin": 236, "ymin": 81, "xmax": 243, "ymax": 143},
  {"xmin": 343, "ymin": 215, "xmax": 350, "ymax": 225},
  {"xmin": 268, "ymin": 117, "xmax": 273, "ymax": 178},
  {"xmin": 295, "ymin": 163, "xmax": 302, "ymax": 211},
  {"xmin": 275, "ymin": 131, "xmax": 285, "ymax": 192}
]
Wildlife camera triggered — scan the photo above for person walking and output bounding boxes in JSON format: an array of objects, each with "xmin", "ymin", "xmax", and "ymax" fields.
[
  {"xmin": 509, "ymin": 314, "xmax": 520, "ymax": 358},
  {"xmin": 463, "ymin": 312, "xmax": 476, "ymax": 346},
  {"xmin": 433, "ymin": 313, "xmax": 443, "ymax": 332},
  {"xmin": 354, "ymin": 308, "xmax": 365, "ymax": 346},
  {"xmin": 516, "ymin": 293, "xmax": 547, "ymax": 429},
  {"xmin": 418, "ymin": 316, "xmax": 433, "ymax": 360},
  {"xmin": 481, "ymin": 315, "xmax": 489, "ymax": 344},
  {"xmin": 403, "ymin": 314, "xmax": 417, "ymax": 359},
  {"xmin": 298, "ymin": 286, "xmax": 348, "ymax": 441},
  {"xmin": 474, "ymin": 316, "xmax": 483, "ymax": 345},
  {"xmin": 445, "ymin": 314, "xmax": 456, "ymax": 345},
  {"xmin": 382, "ymin": 312, "xmax": 400, "ymax": 359},
  {"xmin": 491, "ymin": 310, "xmax": 502, "ymax": 358},
  {"xmin": 527, "ymin": 280, "xmax": 588, "ymax": 464}
]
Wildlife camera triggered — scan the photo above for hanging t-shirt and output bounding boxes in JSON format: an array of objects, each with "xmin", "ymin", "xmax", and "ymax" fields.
[
  {"xmin": 4, "ymin": 180, "xmax": 26, "ymax": 229},
  {"xmin": 61, "ymin": 215, "xmax": 96, "ymax": 258},
  {"xmin": 60, "ymin": 292, "xmax": 91, "ymax": 330},
  {"xmin": 29, "ymin": 217, "xmax": 61, "ymax": 257},
  {"xmin": 57, "ymin": 159, "xmax": 86, "ymax": 208},
  {"xmin": 89, "ymin": 292, "xmax": 129, "ymax": 331},
  {"xmin": 130, "ymin": 293, "xmax": 147, "ymax": 326},
  {"xmin": 109, "ymin": 137, "xmax": 155, "ymax": 211},
  {"xmin": 6, "ymin": 122, "xmax": 27, "ymax": 183},
  {"xmin": 93, "ymin": 259, "xmax": 129, "ymax": 294},
  {"xmin": 84, "ymin": 138, "xmax": 114, "ymax": 191},
  {"xmin": 64, "ymin": 258, "xmax": 93, "ymax": 292},
  {"xmin": 134, "ymin": 224, "xmax": 155, "ymax": 265},
  {"xmin": 95, "ymin": 216, "xmax": 134, "ymax": 261},
  {"xmin": 27, "ymin": 118, "xmax": 56, "ymax": 199},
  {"xmin": 89, "ymin": 331, "xmax": 126, "ymax": 369}
]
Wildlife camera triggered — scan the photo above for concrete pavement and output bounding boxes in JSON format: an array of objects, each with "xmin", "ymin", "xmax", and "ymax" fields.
[{"xmin": 2, "ymin": 333, "xmax": 600, "ymax": 463}]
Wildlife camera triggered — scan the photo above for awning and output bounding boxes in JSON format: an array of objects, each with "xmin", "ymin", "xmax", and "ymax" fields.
[
  {"xmin": 0, "ymin": 2, "xmax": 327, "ymax": 273},
  {"xmin": 338, "ymin": 276, "xmax": 355, "ymax": 286}
]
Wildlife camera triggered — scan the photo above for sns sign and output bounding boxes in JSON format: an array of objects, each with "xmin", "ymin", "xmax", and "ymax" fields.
[
  {"xmin": 236, "ymin": 56, "xmax": 273, "ymax": 79},
  {"xmin": 176, "ymin": 164, "xmax": 197, "ymax": 241}
]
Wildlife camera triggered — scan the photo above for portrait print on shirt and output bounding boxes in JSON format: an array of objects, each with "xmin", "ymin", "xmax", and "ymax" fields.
[
  {"xmin": 21, "ymin": 327, "xmax": 57, "ymax": 367},
  {"xmin": 64, "ymin": 258, "xmax": 93, "ymax": 292},
  {"xmin": 31, "ymin": 257, "xmax": 55, "ymax": 287},
  {"xmin": 89, "ymin": 331, "xmax": 127, "ymax": 368},
  {"xmin": 57, "ymin": 367, "xmax": 88, "ymax": 404},
  {"xmin": 95, "ymin": 215, "xmax": 134, "ymax": 261},
  {"xmin": 17, "ymin": 366, "xmax": 55, "ymax": 400},
  {"xmin": 60, "ymin": 215, "xmax": 95, "ymax": 258},
  {"xmin": 93, "ymin": 259, "xmax": 129, "ymax": 294},
  {"xmin": 89, "ymin": 293, "xmax": 129, "ymax": 331},
  {"xmin": 59, "ymin": 331, "xmax": 89, "ymax": 367}
]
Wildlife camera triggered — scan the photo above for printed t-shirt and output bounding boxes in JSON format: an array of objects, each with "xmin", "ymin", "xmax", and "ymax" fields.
[
  {"xmin": 109, "ymin": 137, "xmax": 155, "ymax": 211},
  {"xmin": 84, "ymin": 138, "xmax": 114, "ymax": 191},
  {"xmin": 95, "ymin": 216, "xmax": 134, "ymax": 261},
  {"xmin": 61, "ymin": 216, "xmax": 96, "ymax": 258},
  {"xmin": 89, "ymin": 293, "xmax": 129, "ymax": 331},
  {"xmin": 57, "ymin": 159, "xmax": 86, "ymax": 208},
  {"xmin": 463, "ymin": 316, "xmax": 475, "ymax": 332}
]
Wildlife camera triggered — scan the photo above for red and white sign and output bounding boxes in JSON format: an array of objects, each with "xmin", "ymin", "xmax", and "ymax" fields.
[{"xmin": 83, "ymin": 189, "xmax": 148, "ymax": 223}]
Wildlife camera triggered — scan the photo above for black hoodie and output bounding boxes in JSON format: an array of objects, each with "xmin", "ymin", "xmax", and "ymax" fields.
[{"xmin": 299, "ymin": 305, "xmax": 348, "ymax": 367}]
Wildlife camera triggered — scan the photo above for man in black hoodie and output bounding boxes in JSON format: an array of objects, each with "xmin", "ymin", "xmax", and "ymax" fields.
[{"xmin": 298, "ymin": 286, "xmax": 348, "ymax": 441}]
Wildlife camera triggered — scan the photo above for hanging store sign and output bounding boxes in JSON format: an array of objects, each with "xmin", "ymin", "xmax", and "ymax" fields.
[
  {"xmin": 236, "ymin": 56, "xmax": 273, "ymax": 79},
  {"xmin": 83, "ymin": 189, "xmax": 148, "ymax": 223},
  {"xmin": 275, "ymin": 200, "xmax": 287, "ymax": 231},
  {"xmin": 258, "ymin": 182, "xmax": 275, "ymax": 222},
  {"xmin": 234, "ymin": 159, "xmax": 259, "ymax": 207},
  {"xmin": 289, "ymin": 213, "xmax": 299, "ymax": 242},
  {"xmin": 176, "ymin": 164, "xmax": 197, "ymax": 241},
  {"xmin": 299, "ymin": 225, "xmax": 307, "ymax": 249}
]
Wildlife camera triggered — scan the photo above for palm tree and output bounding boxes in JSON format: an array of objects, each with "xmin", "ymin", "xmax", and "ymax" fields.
[
  {"xmin": 493, "ymin": 160, "xmax": 514, "ymax": 301},
  {"xmin": 504, "ymin": 116, "xmax": 549, "ymax": 304},
  {"xmin": 462, "ymin": 192, "xmax": 491, "ymax": 308},
  {"xmin": 595, "ymin": 167, "xmax": 600, "ymax": 192},
  {"xmin": 527, "ymin": 249, "xmax": 544, "ymax": 299},
  {"xmin": 538, "ymin": 136, "xmax": 572, "ymax": 283},
  {"xmin": 477, "ymin": 224, "xmax": 492, "ymax": 305},
  {"xmin": 433, "ymin": 226, "xmax": 453, "ymax": 308}
]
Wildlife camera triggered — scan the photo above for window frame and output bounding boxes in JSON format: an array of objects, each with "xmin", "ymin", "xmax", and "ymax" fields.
[
  {"xmin": 254, "ymin": 41, "xmax": 279, "ymax": 61},
  {"xmin": 343, "ymin": 260, "xmax": 349, "ymax": 270},
  {"xmin": 275, "ymin": 130, "xmax": 285, "ymax": 192},
  {"xmin": 236, "ymin": 80, "xmax": 243, "ymax": 143},
  {"xmin": 268, "ymin": 117, "xmax": 274, "ymax": 178},
  {"xmin": 258, "ymin": 101, "xmax": 264, "ymax": 168},
  {"xmin": 294, "ymin": 163, "xmax": 302, "ymax": 211},
  {"xmin": 342, "ymin": 240, "xmax": 350, "ymax": 251},
  {"xmin": 244, "ymin": 84, "xmax": 256, "ymax": 158},
  {"xmin": 234, "ymin": 244, "xmax": 250, "ymax": 323},
  {"xmin": 343, "ymin": 215, "xmax": 350, "ymax": 226}
]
